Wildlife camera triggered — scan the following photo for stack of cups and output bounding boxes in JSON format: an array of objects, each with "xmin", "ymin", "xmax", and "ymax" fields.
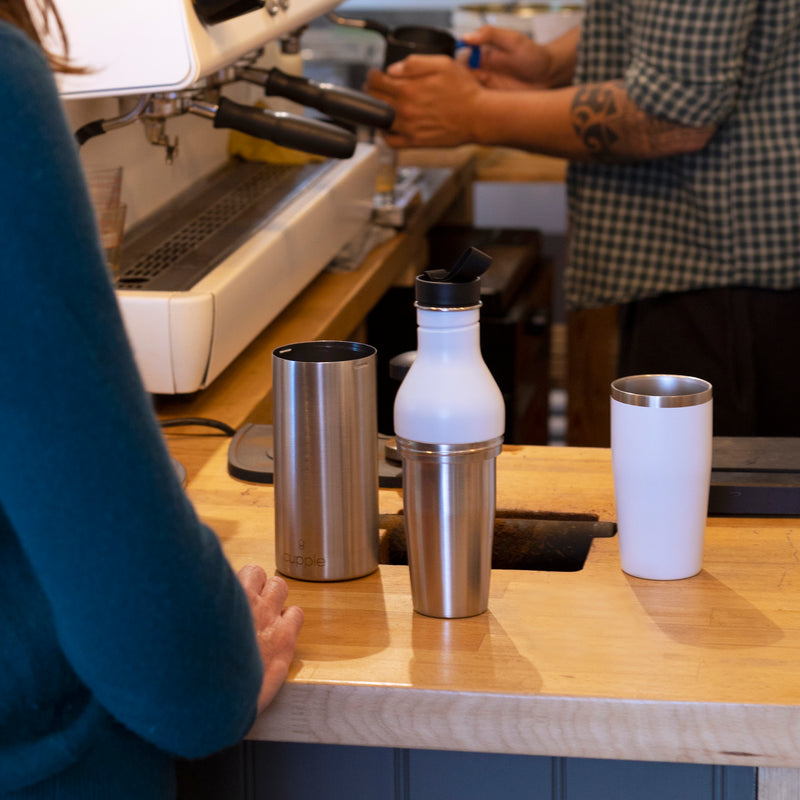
[{"xmin": 87, "ymin": 167, "xmax": 126, "ymax": 282}]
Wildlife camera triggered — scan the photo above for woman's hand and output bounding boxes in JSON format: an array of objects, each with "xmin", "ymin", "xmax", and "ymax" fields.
[
  {"xmin": 366, "ymin": 55, "xmax": 485, "ymax": 148},
  {"xmin": 237, "ymin": 566, "xmax": 304, "ymax": 714}
]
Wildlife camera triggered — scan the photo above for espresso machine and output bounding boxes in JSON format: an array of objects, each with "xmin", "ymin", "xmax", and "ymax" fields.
[{"xmin": 56, "ymin": 0, "xmax": 394, "ymax": 394}]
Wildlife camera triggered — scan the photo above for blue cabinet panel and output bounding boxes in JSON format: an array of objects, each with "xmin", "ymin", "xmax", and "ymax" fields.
[
  {"xmin": 564, "ymin": 760, "xmax": 756, "ymax": 800},
  {"xmin": 719, "ymin": 766, "xmax": 759, "ymax": 800},
  {"xmin": 404, "ymin": 752, "xmax": 755, "ymax": 800},
  {"xmin": 407, "ymin": 749, "xmax": 553, "ymax": 799},
  {"xmin": 180, "ymin": 742, "xmax": 757, "ymax": 800},
  {"xmin": 249, "ymin": 741, "xmax": 396, "ymax": 799}
]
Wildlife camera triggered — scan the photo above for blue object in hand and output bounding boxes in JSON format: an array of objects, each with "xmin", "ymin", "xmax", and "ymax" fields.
[{"xmin": 455, "ymin": 40, "xmax": 481, "ymax": 69}]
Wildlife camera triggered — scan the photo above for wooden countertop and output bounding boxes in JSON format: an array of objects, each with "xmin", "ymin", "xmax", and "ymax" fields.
[
  {"xmin": 472, "ymin": 146, "xmax": 568, "ymax": 183},
  {"xmin": 155, "ymin": 146, "xmax": 800, "ymax": 791},
  {"xmin": 166, "ymin": 431, "xmax": 800, "ymax": 774}
]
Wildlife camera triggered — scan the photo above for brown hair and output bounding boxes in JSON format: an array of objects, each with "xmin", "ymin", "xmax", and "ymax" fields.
[{"xmin": 0, "ymin": 0, "xmax": 82, "ymax": 73}]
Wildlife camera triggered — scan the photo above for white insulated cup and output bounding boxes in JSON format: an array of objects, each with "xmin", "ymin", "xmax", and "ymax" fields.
[{"xmin": 611, "ymin": 375, "xmax": 713, "ymax": 580}]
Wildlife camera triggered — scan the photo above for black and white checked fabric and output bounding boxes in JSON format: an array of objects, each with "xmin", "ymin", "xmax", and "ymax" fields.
[{"xmin": 565, "ymin": 0, "xmax": 800, "ymax": 309}]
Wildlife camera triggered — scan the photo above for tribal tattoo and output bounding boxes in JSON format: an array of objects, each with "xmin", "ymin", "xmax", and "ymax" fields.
[{"xmin": 570, "ymin": 82, "xmax": 623, "ymax": 160}]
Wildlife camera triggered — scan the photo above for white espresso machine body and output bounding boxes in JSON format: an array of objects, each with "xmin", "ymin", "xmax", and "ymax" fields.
[
  {"xmin": 115, "ymin": 143, "xmax": 379, "ymax": 394},
  {"xmin": 55, "ymin": 0, "xmax": 345, "ymax": 98}
]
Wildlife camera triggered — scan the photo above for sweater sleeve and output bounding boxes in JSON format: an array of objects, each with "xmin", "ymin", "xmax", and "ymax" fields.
[{"xmin": 0, "ymin": 26, "xmax": 263, "ymax": 758}]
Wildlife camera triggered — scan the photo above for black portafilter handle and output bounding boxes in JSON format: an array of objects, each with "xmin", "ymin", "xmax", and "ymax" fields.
[
  {"xmin": 262, "ymin": 68, "xmax": 395, "ymax": 130},
  {"xmin": 194, "ymin": 0, "xmax": 264, "ymax": 25},
  {"xmin": 214, "ymin": 96, "xmax": 356, "ymax": 159}
]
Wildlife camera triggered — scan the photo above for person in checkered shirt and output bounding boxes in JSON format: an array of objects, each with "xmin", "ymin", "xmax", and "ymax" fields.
[{"xmin": 367, "ymin": 3, "xmax": 800, "ymax": 435}]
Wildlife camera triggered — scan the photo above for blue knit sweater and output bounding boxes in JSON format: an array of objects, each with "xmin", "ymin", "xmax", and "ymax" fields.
[{"xmin": 0, "ymin": 23, "xmax": 263, "ymax": 798}]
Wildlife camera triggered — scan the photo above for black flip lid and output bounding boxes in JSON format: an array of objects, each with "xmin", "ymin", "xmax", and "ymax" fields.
[{"xmin": 415, "ymin": 246, "xmax": 492, "ymax": 308}]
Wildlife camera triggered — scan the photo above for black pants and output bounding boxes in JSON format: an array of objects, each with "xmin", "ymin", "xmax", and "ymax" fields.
[{"xmin": 617, "ymin": 287, "xmax": 800, "ymax": 436}]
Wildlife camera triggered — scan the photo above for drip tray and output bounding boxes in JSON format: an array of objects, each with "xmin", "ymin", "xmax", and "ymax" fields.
[
  {"xmin": 379, "ymin": 511, "xmax": 617, "ymax": 572},
  {"xmin": 116, "ymin": 159, "xmax": 332, "ymax": 292}
]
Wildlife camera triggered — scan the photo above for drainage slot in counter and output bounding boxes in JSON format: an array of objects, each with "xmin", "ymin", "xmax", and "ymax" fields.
[{"xmin": 378, "ymin": 510, "xmax": 616, "ymax": 572}]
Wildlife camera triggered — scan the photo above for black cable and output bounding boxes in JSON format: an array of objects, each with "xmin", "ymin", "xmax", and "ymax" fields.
[{"xmin": 159, "ymin": 417, "xmax": 236, "ymax": 436}]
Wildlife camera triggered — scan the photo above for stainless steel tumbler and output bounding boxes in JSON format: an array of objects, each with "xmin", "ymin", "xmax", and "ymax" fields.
[
  {"xmin": 273, "ymin": 341, "xmax": 379, "ymax": 581},
  {"xmin": 395, "ymin": 436, "xmax": 503, "ymax": 618}
]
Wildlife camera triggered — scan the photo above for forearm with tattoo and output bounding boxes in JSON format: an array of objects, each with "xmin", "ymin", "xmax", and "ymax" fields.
[
  {"xmin": 570, "ymin": 83, "xmax": 622, "ymax": 159},
  {"xmin": 570, "ymin": 80, "xmax": 714, "ymax": 162}
]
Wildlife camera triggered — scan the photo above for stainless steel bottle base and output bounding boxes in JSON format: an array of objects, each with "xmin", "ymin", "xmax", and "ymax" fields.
[{"xmin": 396, "ymin": 436, "xmax": 503, "ymax": 618}]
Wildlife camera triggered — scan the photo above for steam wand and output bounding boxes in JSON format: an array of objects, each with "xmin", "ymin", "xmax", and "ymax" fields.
[{"xmin": 74, "ymin": 94, "xmax": 151, "ymax": 147}]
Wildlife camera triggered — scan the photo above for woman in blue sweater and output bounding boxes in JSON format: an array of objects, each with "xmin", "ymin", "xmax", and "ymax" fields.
[{"xmin": 0, "ymin": 2, "xmax": 304, "ymax": 796}]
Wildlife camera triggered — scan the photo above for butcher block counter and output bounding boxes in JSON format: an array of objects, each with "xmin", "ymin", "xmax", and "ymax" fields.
[
  {"xmin": 165, "ymin": 426, "xmax": 800, "ymax": 799},
  {"xmin": 154, "ymin": 145, "xmax": 800, "ymax": 799}
]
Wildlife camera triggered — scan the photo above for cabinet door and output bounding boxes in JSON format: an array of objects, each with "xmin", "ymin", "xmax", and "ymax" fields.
[{"xmin": 179, "ymin": 743, "xmax": 757, "ymax": 800}]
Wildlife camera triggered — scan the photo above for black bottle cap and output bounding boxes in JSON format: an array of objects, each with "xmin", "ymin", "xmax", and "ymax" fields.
[{"xmin": 415, "ymin": 247, "xmax": 492, "ymax": 308}]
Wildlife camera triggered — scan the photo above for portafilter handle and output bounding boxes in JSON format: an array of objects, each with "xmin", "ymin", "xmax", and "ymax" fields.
[
  {"xmin": 192, "ymin": 97, "xmax": 356, "ymax": 159},
  {"xmin": 240, "ymin": 67, "xmax": 395, "ymax": 130},
  {"xmin": 194, "ymin": 0, "xmax": 264, "ymax": 25}
]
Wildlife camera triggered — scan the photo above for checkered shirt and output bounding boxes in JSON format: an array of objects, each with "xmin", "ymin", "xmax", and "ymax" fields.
[{"xmin": 566, "ymin": 0, "xmax": 800, "ymax": 308}]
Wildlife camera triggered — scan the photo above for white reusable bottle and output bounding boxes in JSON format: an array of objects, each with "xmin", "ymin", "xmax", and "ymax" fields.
[{"xmin": 394, "ymin": 247, "xmax": 505, "ymax": 617}]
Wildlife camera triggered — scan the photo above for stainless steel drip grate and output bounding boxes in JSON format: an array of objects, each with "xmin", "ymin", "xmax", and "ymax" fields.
[{"xmin": 116, "ymin": 159, "xmax": 332, "ymax": 292}]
